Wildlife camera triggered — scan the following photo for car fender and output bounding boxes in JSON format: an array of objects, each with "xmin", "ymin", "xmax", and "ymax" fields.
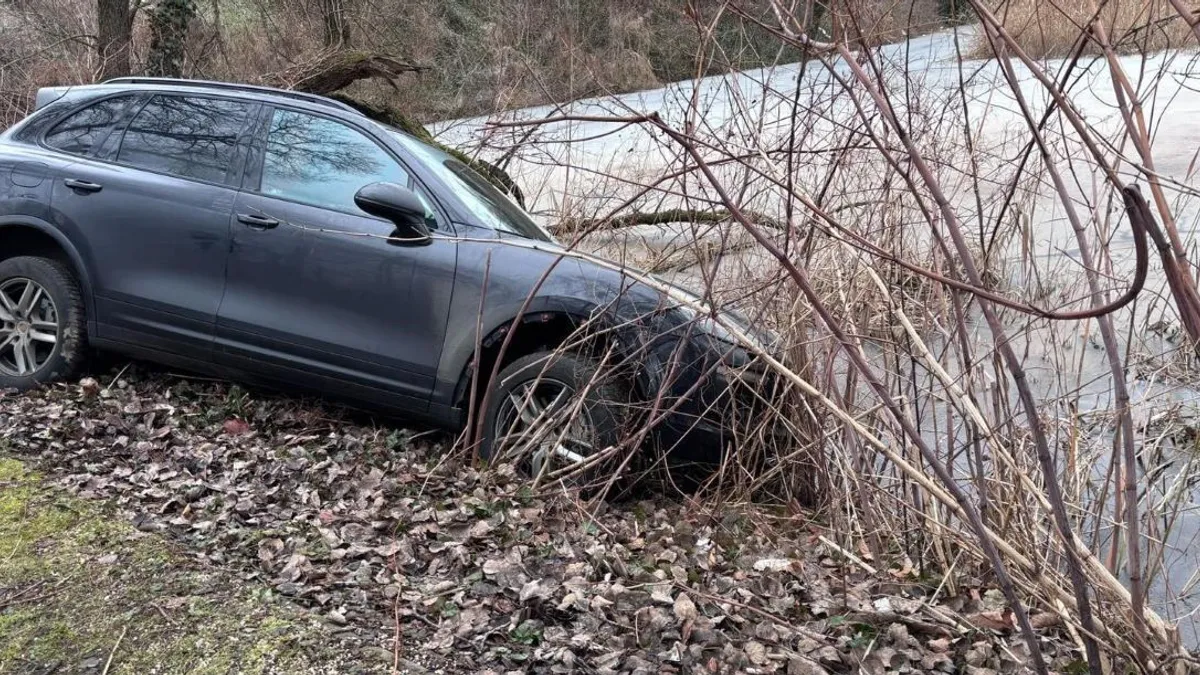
[
  {"xmin": 444, "ymin": 292, "xmax": 656, "ymax": 407},
  {"xmin": 0, "ymin": 216, "xmax": 96, "ymax": 327}
]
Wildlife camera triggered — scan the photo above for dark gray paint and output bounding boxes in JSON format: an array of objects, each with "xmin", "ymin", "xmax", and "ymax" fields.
[
  {"xmin": 0, "ymin": 80, "xmax": 774, "ymax": 462},
  {"xmin": 51, "ymin": 157, "xmax": 236, "ymax": 355}
]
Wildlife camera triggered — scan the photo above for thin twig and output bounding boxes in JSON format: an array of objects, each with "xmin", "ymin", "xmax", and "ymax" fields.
[{"xmin": 101, "ymin": 625, "xmax": 127, "ymax": 675}]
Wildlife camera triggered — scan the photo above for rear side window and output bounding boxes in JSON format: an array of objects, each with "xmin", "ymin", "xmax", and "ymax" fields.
[
  {"xmin": 117, "ymin": 95, "xmax": 254, "ymax": 185},
  {"xmin": 259, "ymin": 109, "xmax": 410, "ymax": 214},
  {"xmin": 43, "ymin": 96, "xmax": 137, "ymax": 156}
]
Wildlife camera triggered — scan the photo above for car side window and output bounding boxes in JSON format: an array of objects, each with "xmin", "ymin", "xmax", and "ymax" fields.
[
  {"xmin": 116, "ymin": 95, "xmax": 254, "ymax": 185},
  {"xmin": 260, "ymin": 109, "xmax": 415, "ymax": 217},
  {"xmin": 43, "ymin": 95, "xmax": 138, "ymax": 156}
]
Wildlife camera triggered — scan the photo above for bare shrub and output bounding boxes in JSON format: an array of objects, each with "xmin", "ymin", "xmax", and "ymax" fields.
[
  {"xmin": 2, "ymin": 0, "xmax": 949, "ymax": 128},
  {"xmin": 831, "ymin": 0, "xmax": 944, "ymax": 46},
  {"xmin": 0, "ymin": 0, "xmax": 96, "ymax": 127},
  {"xmin": 445, "ymin": 0, "xmax": 1200, "ymax": 668}
]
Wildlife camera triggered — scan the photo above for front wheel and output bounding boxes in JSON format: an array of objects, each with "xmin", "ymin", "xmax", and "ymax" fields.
[
  {"xmin": 479, "ymin": 350, "xmax": 631, "ymax": 488},
  {"xmin": 0, "ymin": 256, "xmax": 86, "ymax": 391}
]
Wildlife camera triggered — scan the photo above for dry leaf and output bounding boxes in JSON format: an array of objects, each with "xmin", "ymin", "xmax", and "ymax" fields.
[
  {"xmin": 927, "ymin": 637, "xmax": 951, "ymax": 652},
  {"xmin": 1030, "ymin": 612, "xmax": 1061, "ymax": 629},
  {"xmin": 745, "ymin": 640, "xmax": 769, "ymax": 665},
  {"xmin": 673, "ymin": 592, "xmax": 698, "ymax": 623},
  {"xmin": 0, "ymin": 364, "xmax": 1088, "ymax": 673},
  {"xmin": 966, "ymin": 610, "xmax": 1014, "ymax": 631},
  {"xmin": 753, "ymin": 558, "xmax": 793, "ymax": 572},
  {"xmin": 79, "ymin": 377, "xmax": 101, "ymax": 399}
]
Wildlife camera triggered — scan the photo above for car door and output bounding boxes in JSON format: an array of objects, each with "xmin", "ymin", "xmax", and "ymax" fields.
[
  {"xmin": 49, "ymin": 93, "xmax": 258, "ymax": 356},
  {"xmin": 215, "ymin": 106, "xmax": 457, "ymax": 409}
]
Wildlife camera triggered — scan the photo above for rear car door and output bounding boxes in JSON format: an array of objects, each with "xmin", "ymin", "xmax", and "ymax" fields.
[
  {"xmin": 49, "ymin": 93, "xmax": 258, "ymax": 357},
  {"xmin": 215, "ymin": 106, "xmax": 457, "ymax": 410}
]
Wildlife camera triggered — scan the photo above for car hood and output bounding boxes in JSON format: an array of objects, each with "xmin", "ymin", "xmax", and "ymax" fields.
[{"xmin": 494, "ymin": 230, "xmax": 779, "ymax": 353}]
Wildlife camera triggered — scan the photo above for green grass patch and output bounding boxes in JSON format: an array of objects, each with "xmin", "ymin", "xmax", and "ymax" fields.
[{"xmin": 0, "ymin": 458, "xmax": 369, "ymax": 674}]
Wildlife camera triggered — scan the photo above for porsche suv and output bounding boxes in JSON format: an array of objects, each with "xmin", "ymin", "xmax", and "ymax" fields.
[{"xmin": 0, "ymin": 78, "xmax": 781, "ymax": 476}]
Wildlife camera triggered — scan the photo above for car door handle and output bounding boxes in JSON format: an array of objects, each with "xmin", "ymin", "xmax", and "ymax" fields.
[
  {"xmin": 63, "ymin": 178, "xmax": 103, "ymax": 193},
  {"xmin": 236, "ymin": 213, "xmax": 280, "ymax": 230}
]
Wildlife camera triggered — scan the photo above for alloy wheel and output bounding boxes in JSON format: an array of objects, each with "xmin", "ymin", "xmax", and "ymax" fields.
[
  {"xmin": 493, "ymin": 377, "xmax": 597, "ymax": 480},
  {"xmin": 0, "ymin": 278, "xmax": 59, "ymax": 377}
]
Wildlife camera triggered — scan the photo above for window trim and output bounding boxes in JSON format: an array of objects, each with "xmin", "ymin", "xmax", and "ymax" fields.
[
  {"xmin": 243, "ymin": 103, "xmax": 452, "ymax": 231},
  {"xmin": 108, "ymin": 93, "xmax": 262, "ymax": 189},
  {"xmin": 37, "ymin": 93, "xmax": 143, "ymax": 159}
]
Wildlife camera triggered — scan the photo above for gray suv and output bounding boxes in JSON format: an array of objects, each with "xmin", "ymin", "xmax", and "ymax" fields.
[{"xmin": 0, "ymin": 78, "xmax": 779, "ymax": 475}]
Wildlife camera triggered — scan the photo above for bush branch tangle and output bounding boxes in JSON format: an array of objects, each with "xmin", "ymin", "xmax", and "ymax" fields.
[{"xmin": 475, "ymin": 1, "xmax": 1200, "ymax": 671}]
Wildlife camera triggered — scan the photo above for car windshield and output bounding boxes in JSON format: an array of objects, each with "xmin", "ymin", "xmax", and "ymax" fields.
[{"xmin": 388, "ymin": 130, "xmax": 552, "ymax": 242}]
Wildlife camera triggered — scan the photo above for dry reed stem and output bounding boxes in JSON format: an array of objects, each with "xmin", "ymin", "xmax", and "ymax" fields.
[
  {"xmin": 981, "ymin": 15, "xmax": 1150, "ymax": 658},
  {"xmin": 972, "ymin": 0, "xmax": 1194, "ymax": 58}
]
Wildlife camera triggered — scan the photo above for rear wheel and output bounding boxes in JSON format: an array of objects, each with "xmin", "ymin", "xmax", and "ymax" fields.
[
  {"xmin": 0, "ymin": 256, "xmax": 86, "ymax": 391},
  {"xmin": 480, "ymin": 351, "xmax": 631, "ymax": 489}
]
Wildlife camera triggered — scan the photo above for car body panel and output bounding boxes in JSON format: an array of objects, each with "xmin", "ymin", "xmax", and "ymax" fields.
[
  {"xmin": 51, "ymin": 157, "xmax": 238, "ymax": 357},
  {"xmin": 217, "ymin": 189, "xmax": 458, "ymax": 407},
  {"xmin": 432, "ymin": 232, "xmax": 675, "ymax": 408},
  {"xmin": 1, "ymin": 146, "xmax": 98, "ymax": 328},
  {"xmin": 211, "ymin": 101, "xmax": 462, "ymax": 411}
]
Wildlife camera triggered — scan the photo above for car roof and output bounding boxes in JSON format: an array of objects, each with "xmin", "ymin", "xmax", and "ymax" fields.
[{"xmin": 87, "ymin": 78, "xmax": 363, "ymax": 116}]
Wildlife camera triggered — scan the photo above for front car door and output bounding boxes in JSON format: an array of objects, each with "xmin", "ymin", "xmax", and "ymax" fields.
[
  {"xmin": 215, "ymin": 106, "xmax": 457, "ymax": 412},
  {"xmin": 49, "ymin": 93, "xmax": 258, "ymax": 356}
]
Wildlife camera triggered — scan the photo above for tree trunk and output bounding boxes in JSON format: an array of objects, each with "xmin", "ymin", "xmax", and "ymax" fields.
[
  {"xmin": 829, "ymin": 0, "xmax": 845, "ymax": 44},
  {"xmin": 806, "ymin": 0, "xmax": 827, "ymax": 36},
  {"xmin": 939, "ymin": 0, "xmax": 966, "ymax": 22},
  {"xmin": 321, "ymin": 0, "xmax": 351, "ymax": 47},
  {"xmin": 147, "ymin": 0, "xmax": 196, "ymax": 78},
  {"xmin": 96, "ymin": 0, "xmax": 133, "ymax": 80}
]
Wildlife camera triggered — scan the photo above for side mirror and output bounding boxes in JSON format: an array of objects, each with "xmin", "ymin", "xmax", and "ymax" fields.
[{"xmin": 354, "ymin": 182, "xmax": 432, "ymax": 245}]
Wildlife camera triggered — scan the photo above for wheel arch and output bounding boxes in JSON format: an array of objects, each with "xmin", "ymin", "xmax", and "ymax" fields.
[
  {"xmin": 450, "ymin": 301, "xmax": 650, "ymax": 414},
  {"xmin": 0, "ymin": 217, "xmax": 95, "ymax": 326}
]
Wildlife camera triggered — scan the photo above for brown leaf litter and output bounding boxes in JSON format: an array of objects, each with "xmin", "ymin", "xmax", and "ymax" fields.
[{"xmin": 0, "ymin": 366, "xmax": 1086, "ymax": 674}]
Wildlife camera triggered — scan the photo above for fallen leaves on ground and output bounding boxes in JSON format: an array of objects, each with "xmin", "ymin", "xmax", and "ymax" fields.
[{"xmin": 0, "ymin": 367, "xmax": 1084, "ymax": 673}]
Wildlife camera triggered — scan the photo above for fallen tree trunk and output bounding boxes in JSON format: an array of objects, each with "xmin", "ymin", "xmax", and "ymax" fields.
[
  {"xmin": 560, "ymin": 208, "xmax": 781, "ymax": 232},
  {"xmin": 266, "ymin": 50, "xmax": 426, "ymax": 95}
]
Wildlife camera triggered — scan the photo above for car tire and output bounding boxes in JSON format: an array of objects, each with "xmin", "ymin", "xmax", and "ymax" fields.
[
  {"xmin": 479, "ymin": 350, "xmax": 631, "ymax": 488},
  {"xmin": 0, "ymin": 256, "xmax": 87, "ymax": 391}
]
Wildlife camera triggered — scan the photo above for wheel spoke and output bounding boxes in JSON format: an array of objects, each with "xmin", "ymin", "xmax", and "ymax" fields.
[
  {"xmin": 551, "ymin": 443, "xmax": 587, "ymax": 464},
  {"xmin": 22, "ymin": 338, "xmax": 38, "ymax": 373},
  {"xmin": 12, "ymin": 337, "xmax": 28, "ymax": 374},
  {"xmin": 495, "ymin": 373, "xmax": 601, "ymax": 483},
  {"xmin": 16, "ymin": 282, "xmax": 41, "ymax": 316},
  {"xmin": 563, "ymin": 428, "xmax": 595, "ymax": 452},
  {"xmin": 529, "ymin": 385, "xmax": 561, "ymax": 418},
  {"xmin": 0, "ymin": 278, "xmax": 59, "ymax": 376},
  {"xmin": 508, "ymin": 391, "xmax": 538, "ymax": 427},
  {"xmin": 526, "ymin": 393, "xmax": 547, "ymax": 417},
  {"xmin": 0, "ymin": 291, "xmax": 15, "ymax": 322}
]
